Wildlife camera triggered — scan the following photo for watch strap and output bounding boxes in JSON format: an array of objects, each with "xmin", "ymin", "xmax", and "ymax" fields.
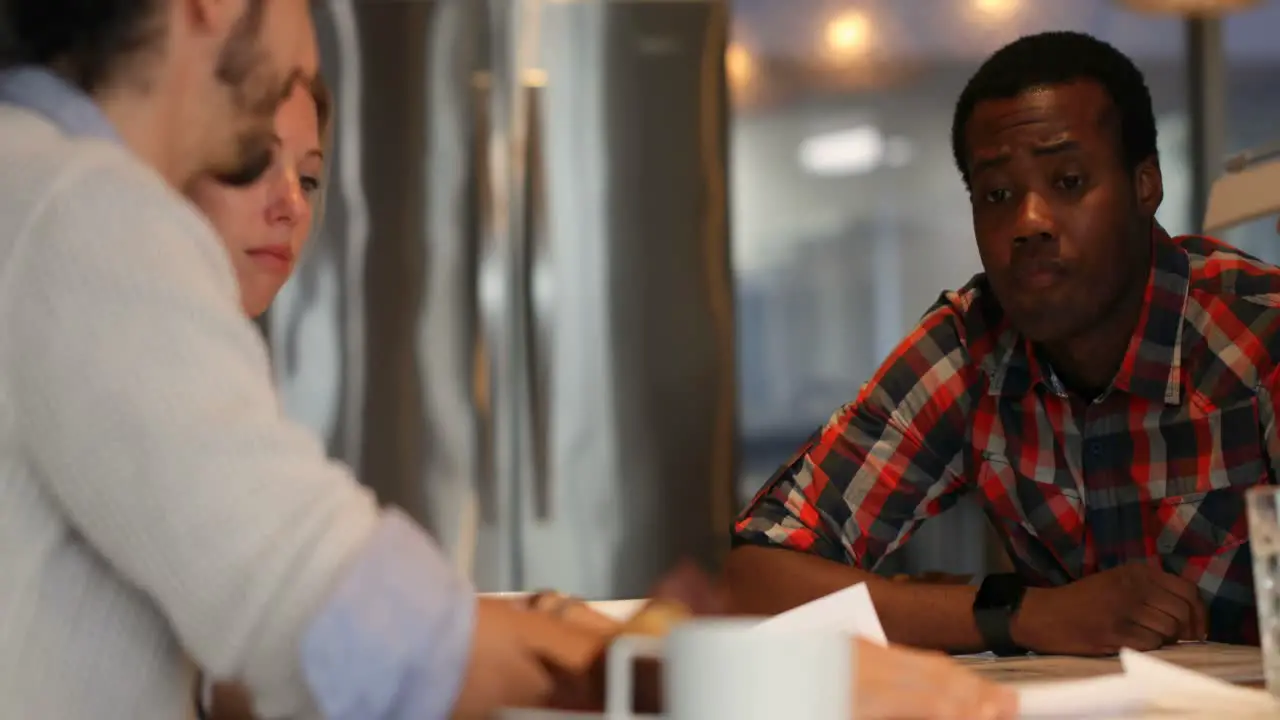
[{"xmin": 973, "ymin": 573, "xmax": 1028, "ymax": 657}]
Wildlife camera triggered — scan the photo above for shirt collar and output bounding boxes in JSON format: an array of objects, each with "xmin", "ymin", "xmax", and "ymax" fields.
[
  {"xmin": 985, "ymin": 223, "xmax": 1189, "ymax": 405},
  {"xmin": 0, "ymin": 66, "xmax": 120, "ymax": 142}
]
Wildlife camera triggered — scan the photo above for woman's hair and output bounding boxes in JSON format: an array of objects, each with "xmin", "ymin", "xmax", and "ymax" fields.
[
  {"xmin": 300, "ymin": 72, "xmax": 334, "ymax": 245},
  {"xmin": 308, "ymin": 73, "xmax": 333, "ymax": 145}
]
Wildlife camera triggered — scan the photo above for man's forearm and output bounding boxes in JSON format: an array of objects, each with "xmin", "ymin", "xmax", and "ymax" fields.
[{"xmin": 724, "ymin": 545, "xmax": 988, "ymax": 653}]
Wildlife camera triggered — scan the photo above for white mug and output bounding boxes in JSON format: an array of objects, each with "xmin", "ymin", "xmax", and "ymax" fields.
[{"xmin": 606, "ymin": 618, "xmax": 853, "ymax": 719}]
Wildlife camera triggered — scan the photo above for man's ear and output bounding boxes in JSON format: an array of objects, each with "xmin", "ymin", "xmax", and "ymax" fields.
[{"xmin": 1134, "ymin": 155, "xmax": 1164, "ymax": 218}]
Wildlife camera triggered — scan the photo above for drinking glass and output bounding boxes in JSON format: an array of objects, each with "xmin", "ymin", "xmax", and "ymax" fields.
[{"xmin": 1247, "ymin": 485, "xmax": 1280, "ymax": 696}]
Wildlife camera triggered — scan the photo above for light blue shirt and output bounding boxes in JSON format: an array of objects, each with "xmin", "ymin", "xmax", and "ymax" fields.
[
  {"xmin": 0, "ymin": 66, "xmax": 475, "ymax": 720},
  {"xmin": 0, "ymin": 66, "xmax": 120, "ymax": 142}
]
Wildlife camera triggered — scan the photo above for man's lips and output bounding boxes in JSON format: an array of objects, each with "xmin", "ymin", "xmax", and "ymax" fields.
[
  {"xmin": 245, "ymin": 246, "xmax": 294, "ymax": 274},
  {"xmin": 1011, "ymin": 260, "xmax": 1066, "ymax": 290}
]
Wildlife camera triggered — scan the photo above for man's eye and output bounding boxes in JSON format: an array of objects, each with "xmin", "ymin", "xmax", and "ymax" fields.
[
  {"xmin": 983, "ymin": 188, "xmax": 1012, "ymax": 204},
  {"xmin": 1057, "ymin": 174, "xmax": 1083, "ymax": 190}
]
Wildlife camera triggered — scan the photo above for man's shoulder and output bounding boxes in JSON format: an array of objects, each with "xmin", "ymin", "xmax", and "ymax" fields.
[
  {"xmin": 0, "ymin": 107, "xmax": 234, "ymax": 309},
  {"xmin": 0, "ymin": 105, "xmax": 125, "ymax": 176},
  {"xmin": 1178, "ymin": 234, "xmax": 1280, "ymax": 303},
  {"xmin": 0, "ymin": 107, "xmax": 211, "ymax": 245},
  {"xmin": 1175, "ymin": 234, "xmax": 1280, "ymax": 380},
  {"xmin": 0, "ymin": 107, "xmax": 165, "ymax": 223}
]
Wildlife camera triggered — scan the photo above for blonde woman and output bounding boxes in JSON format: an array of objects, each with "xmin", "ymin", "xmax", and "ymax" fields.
[{"xmin": 187, "ymin": 74, "xmax": 330, "ymax": 320}]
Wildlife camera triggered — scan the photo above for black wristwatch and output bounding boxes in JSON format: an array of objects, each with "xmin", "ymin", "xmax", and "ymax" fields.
[{"xmin": 973, "ymin": 573, "xmax": 1029, "ymax": 656}]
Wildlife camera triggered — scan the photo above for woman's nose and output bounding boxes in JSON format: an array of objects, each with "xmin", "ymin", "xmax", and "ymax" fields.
[{"xmin": 267, "ymin": 169, "xmax": 307, "ymax": 226}]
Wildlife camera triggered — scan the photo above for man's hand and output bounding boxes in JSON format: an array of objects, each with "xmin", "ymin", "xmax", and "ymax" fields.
[
  {"xmin": 857, "ymin": 640, "xmax": 1018, "ymax": 720},
  {"xmin": 456, "ymin": 565, "xmax": 1021, "ymax": 720},
  {"xmin": 1012, "ymin": 563, "xmax": 1207, "ymax": 656},
  {"xmin": 451, "ymin": 599, "xmax": 557, "ymax": 717}
]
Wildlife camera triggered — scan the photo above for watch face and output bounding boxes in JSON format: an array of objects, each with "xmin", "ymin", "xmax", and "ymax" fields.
[{"xmin": 975, "ymin": 574, "xmax": 1025, "ymax": 610}]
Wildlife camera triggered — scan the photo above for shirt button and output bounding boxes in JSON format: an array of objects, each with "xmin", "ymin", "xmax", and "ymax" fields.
[{"xmin": 1087, "ymin": 441, "xmax": 1103, "ymax": 458}]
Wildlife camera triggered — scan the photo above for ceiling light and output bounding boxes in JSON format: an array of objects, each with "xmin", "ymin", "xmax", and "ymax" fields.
[
  {"xmin": 825, "ymin": 12, "xmax": 871, "ymax": 57},
  {"xmin": 726, "ymin": 44, "xmax": 754, "ymax": 87},
  {"xmin": 1118, "ymin": 0, "xmax": 1259, "ymax": 15},
  {"xmin": 970, "ymin": 0, "xmax": 1022, "ymax": 20},
  {"xmin": 798, "ymin": 126, "xmax": 915, "ymax": 177}
]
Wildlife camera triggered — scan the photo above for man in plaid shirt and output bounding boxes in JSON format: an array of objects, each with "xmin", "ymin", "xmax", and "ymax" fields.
[{"xmin": 730, "ymin": 31, "xmax": 1275, "ymax": 656}]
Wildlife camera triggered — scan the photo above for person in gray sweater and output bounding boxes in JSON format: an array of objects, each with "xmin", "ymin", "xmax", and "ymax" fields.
[{"xmin": 0, "ymin": 1, "xmax": 574, "ymax": 716}]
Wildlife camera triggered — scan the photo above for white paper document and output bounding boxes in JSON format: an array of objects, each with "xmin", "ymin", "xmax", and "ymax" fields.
[
  {"xmin": 1015, "ymin": 673, "xmax": 1147, "ymax": 718},
  {"xmin": 1010, "ymin": 650, "xmax": 1279, "ymax": 718},
  {"xmin": 751, "ymin": 582, "xmax": 889, "ymax": 646},
  {"xmin": 1120, "ymin": 648, "xmax": 1278, "ymax": 716},
  {"xmin": 747, "ymin": 585, "xmax": 1279, "ymax": 718}
]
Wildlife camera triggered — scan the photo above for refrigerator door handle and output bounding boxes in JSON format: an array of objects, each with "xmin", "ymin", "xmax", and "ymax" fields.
[
  {"xmin": 472, "ymin": 70, "xmax": 499, "ymax": 526},
  {"xmin": 523, "ymin": 75, "xmax": 553, "ymax": 521}
]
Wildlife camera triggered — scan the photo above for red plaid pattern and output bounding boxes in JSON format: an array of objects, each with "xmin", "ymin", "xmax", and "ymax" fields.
[{"xmin": 735, "ymin": 227, "xmax": 1280, "ymax": 645}]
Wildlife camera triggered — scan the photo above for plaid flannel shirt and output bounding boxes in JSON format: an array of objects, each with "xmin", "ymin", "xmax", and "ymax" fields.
[{"xmin": 735, "ymin": 227, "xmax": 1280, "ymax": 645}]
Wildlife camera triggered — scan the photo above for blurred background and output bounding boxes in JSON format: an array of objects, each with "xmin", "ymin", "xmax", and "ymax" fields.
[{"xmin": 262, "ymin": 0, "xmax": 1280, "ymax": 598}]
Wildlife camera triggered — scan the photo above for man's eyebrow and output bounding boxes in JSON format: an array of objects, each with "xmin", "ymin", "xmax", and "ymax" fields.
[
  {"xmin": 972, "ymin": 153, "xmax": 1010, "ymax": 174},
  {"xmin": 1031, "ymin": 139, "xmax": 1080, "ymax": 157}
]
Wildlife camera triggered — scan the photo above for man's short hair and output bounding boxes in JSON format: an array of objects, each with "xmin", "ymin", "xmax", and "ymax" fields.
[
  {"xmin": 950, "ymin": 31, "xmax": 1158, "ymax": 189},
  {"xmin": 5, "ymin": 0, "xmax": 165, "ymax": 91}
]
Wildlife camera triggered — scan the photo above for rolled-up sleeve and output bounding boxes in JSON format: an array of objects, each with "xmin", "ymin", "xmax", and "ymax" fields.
[
  {"xmin": 302, "ymin": 510, "xmax": 475, "ymax": 720},
  {"xmin": 733, "ymin": 303, "xmax": 981, "ymax": 570}
]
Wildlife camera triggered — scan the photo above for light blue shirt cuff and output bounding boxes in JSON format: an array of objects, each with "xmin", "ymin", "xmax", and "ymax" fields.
[{"xmin": 300, "ymin": 509, "xmax": 476, "ymax": 720}]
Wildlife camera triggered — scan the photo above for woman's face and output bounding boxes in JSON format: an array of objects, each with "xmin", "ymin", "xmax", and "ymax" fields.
[{"xmin": 189, "ymin": 82, "xmax": 324, "ymax": 318}]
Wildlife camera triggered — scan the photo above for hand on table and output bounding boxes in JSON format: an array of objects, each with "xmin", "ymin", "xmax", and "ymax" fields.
[
  {"xmin": 1013, "ymin": 562, "xmax": 1207, "ymax": 655},
  {"xmin": 452, "ymin": 598, "xmax": 560, "ymax": 717},
  {"xmin": 525, "ymin": 591, "xmax": 621, "ymax": 637},
  {"xmin": 515, "ymin": 563, "xmax": 1017, "ymax": 720}
]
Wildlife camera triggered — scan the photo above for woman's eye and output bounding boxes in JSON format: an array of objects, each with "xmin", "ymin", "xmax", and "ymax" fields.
[{"xmin": 300, "ymin": 176, "xmax": 321, "ymax": 195}]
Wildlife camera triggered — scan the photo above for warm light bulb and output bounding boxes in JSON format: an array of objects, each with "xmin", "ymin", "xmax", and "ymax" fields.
[
  {"xmin": 726, "ymin": 44, "xmax": 754, "ymax": 87},
  {"xmin": 1118, "ymin": 0, "xmax": 1259, "ymax": 15},
  {"xmin": 971, "ymin": 0, "xmax": 1021, "ymax": 20},
  {"xmin": 825, "ymin": 12, "xmax": 870, "ymax": 56}
]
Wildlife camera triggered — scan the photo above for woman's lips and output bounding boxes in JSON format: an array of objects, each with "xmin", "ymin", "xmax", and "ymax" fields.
[{"xmin": 246, "ymin": 247, "xmax": 294, "ymax": 274}]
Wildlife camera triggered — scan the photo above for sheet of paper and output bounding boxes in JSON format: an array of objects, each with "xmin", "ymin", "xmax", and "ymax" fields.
[
  {"xmin": 751, "ymin": 583, "xmax": 889, "ymax": 646},
  {"xmin": 1120, "ymin": 648, "xmax": 1279, "ymax": 715},
  {"xmin": 1008, "ymin": 649, "xmax": 1279, "ymax": 719},
  {"xmin": 1014, "ymin": 673, "xmax": 1145, "ymax": 718}
]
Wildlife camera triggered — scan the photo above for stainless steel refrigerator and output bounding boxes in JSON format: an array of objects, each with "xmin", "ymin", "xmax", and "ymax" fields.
[{"xmin": 269, "ymin": 0, "xmax": 737, "ymax": 599}]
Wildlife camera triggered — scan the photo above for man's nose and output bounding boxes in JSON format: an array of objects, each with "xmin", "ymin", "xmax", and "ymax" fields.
[{"xmin": 1012, "ymin": 191, "xmax": 1056, "ymax": 245}]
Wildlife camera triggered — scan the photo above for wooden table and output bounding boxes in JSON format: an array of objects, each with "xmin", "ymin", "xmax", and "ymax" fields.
[
  {"xmin": 504, "ymin": 644, "xmax": 1273, "ymax": 718},
  {"xmin": 957, "ymin": 642, "xmax": 1266, "ymax": 687},
  {"xmin": 956, "ymin": 644, "xmax": 1279, "ymax": 718}
]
